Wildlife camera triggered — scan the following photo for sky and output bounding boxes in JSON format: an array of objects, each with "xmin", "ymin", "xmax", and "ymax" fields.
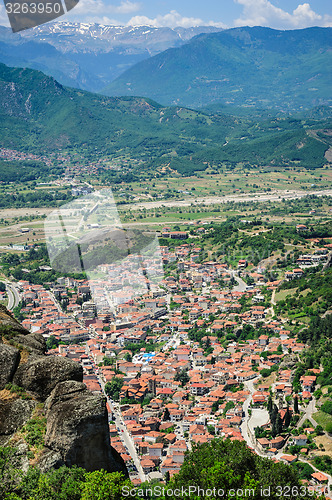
[{"xmin": 1, "ymin": 0, "xmax": 332, "ymax": 29}]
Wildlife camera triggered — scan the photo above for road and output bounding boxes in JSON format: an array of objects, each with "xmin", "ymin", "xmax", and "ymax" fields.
[
  {"xmin": 228, "ymin": 270, "xmax": 247, "ymax": 292},
  {"xmin": 162, "ymin": 331, "xmax": 181, "ymax": 352},
  {"xmin": 93, "ymin": 364, "xmax": 147, "ymax": 482},
  {"xmin": 240, "ymin": 377, "xmax": 268, "ymax": 457},
  {"xmin": 6, "ymin": 283, "xmax": 21, "ymax": 310},
  {"xmin": 297, "ymin": 397, "xmax": 317, "ymax": 429},
  {"xmin": 111, "ymin": 402, "xmax": 147, "ymax": 482}
]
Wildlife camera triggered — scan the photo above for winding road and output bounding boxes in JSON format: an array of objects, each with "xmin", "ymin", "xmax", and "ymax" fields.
[{"xmin": 6, "ymin": 283, "xmax": 20, "ymax": 311}]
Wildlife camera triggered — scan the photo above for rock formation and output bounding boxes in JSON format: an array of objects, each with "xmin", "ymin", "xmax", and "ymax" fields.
[{"xmin": 0, "ymin": 305, "xmax": 127, "ymax": 476}]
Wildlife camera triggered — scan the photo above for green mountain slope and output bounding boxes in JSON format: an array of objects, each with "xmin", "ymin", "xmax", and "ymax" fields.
[
  {"xmin": 0, "ymin": 63, "xmax": 330, "ymax": 174},
  {"xmin": 103, "ymin": 26, "xmax": 332, "ymax": 111}
]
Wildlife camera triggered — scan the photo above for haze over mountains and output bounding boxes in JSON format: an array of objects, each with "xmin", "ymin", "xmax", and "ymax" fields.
[
  {"xmin": 105, "ymin": 26, "xmax": 332, "ymax": 112},
  {"xmin": 1, "ymin": 23, "xmax": 331, "ymax": 112},
  {"xmin": 0, "ymin": 22, "xmax": 222, "ymax": 92}
]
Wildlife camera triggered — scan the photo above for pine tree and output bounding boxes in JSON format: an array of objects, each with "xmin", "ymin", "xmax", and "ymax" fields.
[
  {"xmin": 267, "ymin": 394, "xmax": 273, "ymax": 414},
  {"xmin": 276, "ymin": 414, "xmax": 283, "ymax": 435},
  {"xmin": 270, "ymin": 404, "xmax": 278, "ymax": 426},
  {"xmin": 163, "ymin": 407, "xmax": 170, "ymax": 421},
  {"xmin": 294, "ymin": 395, "xmax": 299, "ymax": 414},
  {"xmin": 284, "ymin": 406, "xmax": 291, "ymax": 428},
  {"xmin": 271, "ymin": 422, "xmax": 277, "ymax": 438}
]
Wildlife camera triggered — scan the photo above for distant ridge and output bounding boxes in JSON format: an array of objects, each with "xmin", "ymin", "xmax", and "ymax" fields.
[
  {"xmin": 103, "ymin": 26, "xmax": 332, "ymax": 112},
  {"xmin": 0, "ymin": 62, "xmax": 330, "ymax": 174},
  {"xmin": 0, "ymin": 22, "xmax": 223, "ymax": 92}
]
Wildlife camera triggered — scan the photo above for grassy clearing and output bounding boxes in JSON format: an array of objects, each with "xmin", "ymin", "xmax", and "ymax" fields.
[
  {"xmin": 275, "ymin": 288, "xmax": 297, "ymax": 302},
  {"xmin": 312, "ymin": 411, "xmax": 332, "ymax": 431}
]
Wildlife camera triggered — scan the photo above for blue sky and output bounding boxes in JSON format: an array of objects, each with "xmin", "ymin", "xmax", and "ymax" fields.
[
  {"xmin": 65, "ymin": 0, "xmax": 332, "ymax": 28},
  {"xmin": 1, "ymin": 0, "xmax": 332, "ymax": 28}
]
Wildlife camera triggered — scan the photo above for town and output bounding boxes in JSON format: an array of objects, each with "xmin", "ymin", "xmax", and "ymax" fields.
[{"xmin": 2, "ymin": 213, "xmax": 331, "ymax": 494}]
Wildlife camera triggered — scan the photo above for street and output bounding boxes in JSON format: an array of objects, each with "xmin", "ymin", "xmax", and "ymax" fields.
[
  {"xmin": 6, "ymin": 282, "xmax": 21, "ymax": 310},
  {"xmin": 93, "ymin": 361, "xmax": 147, "ymax": 482}
]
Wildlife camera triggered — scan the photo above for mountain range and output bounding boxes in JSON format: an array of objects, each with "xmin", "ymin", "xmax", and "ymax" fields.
[
  {"xmin": 104, "ymin": 26, "xmax": 332, "ymax": 111},
  {"xmin": 0, "ymin": 22, "xmax": 222, "ymax": 92},
  {"xmin": 0, "ymin": 62, "xmax": 330, "ymax": 177}
]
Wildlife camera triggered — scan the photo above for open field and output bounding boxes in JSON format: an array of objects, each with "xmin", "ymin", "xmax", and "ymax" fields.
[
  {"xmin": 0, "ymin": 187, "xmax": 331, "ymax": 248},
  {"xmin": 111, "ymin": 167, "xmax": 332, "ymax": 203},
  {"xmin": 312, "ymin": 411, "xmax": 332, "ymax": 432},
  {"xmin": 313, "ymin": 435, "xmax": 332, "ymax": 458}
]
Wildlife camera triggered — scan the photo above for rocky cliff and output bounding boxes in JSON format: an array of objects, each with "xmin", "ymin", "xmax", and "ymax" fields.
[{"xmin": 0, "ymin": 305, "xmax": 127, "ymax": 476}]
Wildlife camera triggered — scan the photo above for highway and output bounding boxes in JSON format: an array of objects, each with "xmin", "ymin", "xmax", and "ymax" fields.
[{"xmin": 6, "ymin": 283, "xmax": 21, "ymax": 310}]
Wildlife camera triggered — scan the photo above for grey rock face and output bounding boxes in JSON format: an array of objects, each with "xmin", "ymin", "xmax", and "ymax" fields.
[
  {"xmin": 0, "ymin": 398, "xmax": 36, "ymax": 435},
  {"xmin": 0, "ymin": 304, "xmax": 29, "ymax": 335},
  {"xmin": 0, "ymin": 305, "xmax": 128, "ymax": 477},
  {"xmin": 13, "ymin": 356, "xmax": 83, "ymax": 401},
  {"xmin": 0, "ymin": 344, "xmax": 20, "ymax": 389},
  {"xmin": 14, "ymin": 332, "xmax": 47, "ymax": 355},
  {"xmin": 45, "ymin": 380, "xmax": 128, "ymax": 475},
  {"xmin": 36, "ymin": 448, "xmax": 64, "ymax": 472}
]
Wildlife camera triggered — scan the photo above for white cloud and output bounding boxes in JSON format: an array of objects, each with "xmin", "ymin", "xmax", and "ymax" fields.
[
  {"xmin": 234, "ymin": 0, "xmax": 332, "ymax": 29},
  {"xmin": 65, "ymin": 0, "xmax": 140, "ymax": 21},
  {"xmin": 128, "ymin": 10, "xmax": 226, "ymax": 28},
  {"xmin": 114, "ymin": 0, "xmax": 141, "ymax": 14}
]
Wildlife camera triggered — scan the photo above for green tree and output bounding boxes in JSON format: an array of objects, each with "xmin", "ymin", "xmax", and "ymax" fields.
[
  {"xmin": 276, "ymin": 414, "xmax": 283, "ymax": 435},
  {"xmin": 168, "ymin": 439, "xmax": 315, "ymax": 500},
  {"xmin": 174, "ymin": 369, "xmax": 189, "ymax": 387},
  {"xmin": 19, "ymin": 466, "xmax": 86, "ymax": 500},
  {"xmin": 321, "ymin": 400, "xmax": 332, "ymax": 415},
  {"xmin": 294, "ymin": 396, "xmax": 299, "ymax": 414},
  {"xmin": 46, "ymin": 335, "xmax": 59, "ymax": 350},
  {"xmin": 82, "ymin": 471, "xmax": 133, "ymax": 500},
  {"xmin": 163, "ymin": 407, "xmax": 170, "ymax": 421},
  {"xmin": 284, "ymin": 407, "xmax": 291, "ymax": 428},
  {"xmin": 103, "ymin": 357, "xmax": 115, "ymax": 366},
  {"xmin": 0, "ymin": 447, "xmax": 22, "ymax": 499},
  {"xmin": 105, "ymin": 378, "xmax": 123, "ymax": 401}
]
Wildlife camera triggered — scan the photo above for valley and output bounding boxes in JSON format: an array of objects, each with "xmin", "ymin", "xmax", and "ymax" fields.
[{"xmin": 0, "ymin": 18, "xmax": 332, "ymax": 500}]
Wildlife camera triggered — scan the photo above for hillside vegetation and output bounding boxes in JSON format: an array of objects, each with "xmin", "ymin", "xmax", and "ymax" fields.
[
  {"xmin": 104, "ymin": 26, "xmax": 332, "ymax": 111},
  {"xmin": 0, "ymin": 63, "xmax": 331, "ymax": 177}
]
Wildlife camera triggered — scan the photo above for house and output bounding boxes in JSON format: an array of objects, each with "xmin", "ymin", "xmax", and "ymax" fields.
[
  {"xmin": 300, "ymin": 375, "xmax": 316, "ymax": 393},
  {"xmin": 258, "ymin": 335, "xmax": 269, "ymax": 346},
  {"xmin": 296, "ymin": 225, "xmax": 308, "ymax": 233},
  {"xmin": 141, "ymin": 458, "xmax": 155, "ymax": 474},
  {"xmin": 281, "ymin": 455, "xmax": 297, "ymax": 464},
  {"xmin": 190, "ymin": 383, "xmax": 208, "ymax": 396},
  {"xmin": 257, "ymin": 438, "xmax": 270, "ymax": 452},
  {"xmin": 147, "ymin": 443, "xmax": 164, "ymax": 459},
  {"xmin": 291, "ymin": 435, "xmax": 307, "ymax": 447},
  {"xmin": 170, "ymin": 232, "xmax": 188, "ymax": 240},
  {"xmin": 238, "ymin": 260, "xmax": 247, "ymax": 269},
  {"xmin": 270, "ymin": 436, "xmax": 284, "ymax": 449},
  {"xmin": 311, "ymin": 472, "xmax": 328, "ymax": 484}
]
